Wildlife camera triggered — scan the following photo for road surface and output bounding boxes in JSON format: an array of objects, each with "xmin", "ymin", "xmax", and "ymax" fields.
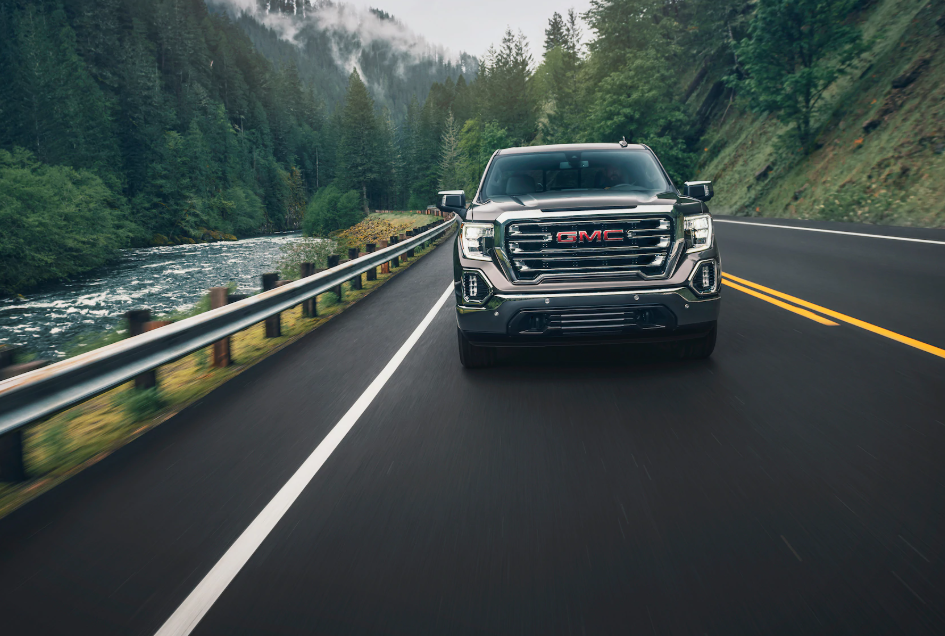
[{"xmin": 1, "ymin": 216, "xmax": 943, "ymax": 635}]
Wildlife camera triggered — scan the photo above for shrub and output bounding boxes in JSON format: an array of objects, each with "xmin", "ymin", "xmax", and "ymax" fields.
[
  {"xmin": 302, "ymin": 185, "xmax": 363, "ymax": 236},
  {"xmin": 0, "ymin": 148, "xmax": 128, "ymax": 293},
  {"xmin": 115, "ymin": 388, "xmax": 165, "ymax": 421},
  {"xmin": 275, "ymin": 237, "xmax": 335, "ymax": 280}
]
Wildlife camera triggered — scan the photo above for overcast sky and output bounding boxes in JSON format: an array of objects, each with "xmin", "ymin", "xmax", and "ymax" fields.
[{"xmin": 354, "ymin": 0, "xmax": 593, "ymax": 61}]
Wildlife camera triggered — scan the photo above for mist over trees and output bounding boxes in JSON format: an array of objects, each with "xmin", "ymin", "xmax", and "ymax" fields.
[{"xmin": 0, "ymin": 0, "xmax": 877, "ymax": 293}]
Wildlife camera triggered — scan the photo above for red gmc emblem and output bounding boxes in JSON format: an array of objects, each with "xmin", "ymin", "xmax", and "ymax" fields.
[{"xmin": 556, "ymin": 229, "xmax": 623, "ymax": 243}]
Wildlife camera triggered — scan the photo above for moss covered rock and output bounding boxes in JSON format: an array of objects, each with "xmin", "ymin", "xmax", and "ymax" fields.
[
  {"xmin": 150, "ymin": 234, "xmax": 169, "ymax": 246},
  {"xmin": 223, "ymin": 233, "xmax": 238, "ymax": 241}
]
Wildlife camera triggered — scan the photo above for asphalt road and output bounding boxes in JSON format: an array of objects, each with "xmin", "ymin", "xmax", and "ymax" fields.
[{"xmin": 1, "ymin": 216, "xmax": 944, "ymax": 635}]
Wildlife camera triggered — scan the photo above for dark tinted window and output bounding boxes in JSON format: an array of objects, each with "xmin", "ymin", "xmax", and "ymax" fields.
[{"xmin": 482, "ymin": 150, "xmax": 671, "ymax": 199}]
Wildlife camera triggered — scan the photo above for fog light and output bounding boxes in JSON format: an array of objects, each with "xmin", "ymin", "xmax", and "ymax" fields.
[
  {"xmin": 691, "ymin": 261, "xmax": 719, "ymax": 296},
  {"xmin": 462, "ymin": 271, "xmax": 490, "ymax": 304}
]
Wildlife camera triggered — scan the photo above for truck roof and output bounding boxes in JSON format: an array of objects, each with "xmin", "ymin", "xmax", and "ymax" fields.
[{"xmin": 496, "ymin": 143, "xmax": 648, "ymax": 155}]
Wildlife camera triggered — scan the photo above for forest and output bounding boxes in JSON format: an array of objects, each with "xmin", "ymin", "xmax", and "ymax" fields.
[{"xmin": 1, "ymin": 0, "xmax": 941, "ymax": 293}]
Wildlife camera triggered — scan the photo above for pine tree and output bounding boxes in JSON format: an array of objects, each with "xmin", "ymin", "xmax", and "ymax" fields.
[
  {"xmin": 3, "ymin": 3, "xmax": 119, "ymax": 178},
  {"xmin": 438, "ymin": 111, "xmax": 463, "ymax": 191},
  {"xmin": 478, "ymin": 29, "xmax": 536, "ymax": 144},
  {"xmin": 284, "ymin": 166, "xmax": 306, "ymax": 229},
  {"xmin": 336, "ymin": 69, "xmax": 378, "ymax": 214},
  {"xmin": 544, "ymin": 12, "xmax": 567, "ymax": 53}
]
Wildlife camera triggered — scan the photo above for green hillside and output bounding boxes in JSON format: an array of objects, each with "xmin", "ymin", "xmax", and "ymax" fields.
[{"xmin": 699, "ymin": 0, "xmax": 945, "ymax": 227}]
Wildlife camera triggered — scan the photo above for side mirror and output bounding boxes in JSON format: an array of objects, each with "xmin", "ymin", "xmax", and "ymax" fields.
[
  {"xmin": 437, "ymin": 190, "xmax": 467, "ymax": 219},
  {"xmin": 683, "ymin": 181, "xmax": 713, "ymax": 202}
]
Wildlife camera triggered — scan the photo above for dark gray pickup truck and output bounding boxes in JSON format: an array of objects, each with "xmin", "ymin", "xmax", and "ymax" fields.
[{"xmin": 439, "ymin": 142, "xmax": 720, "ymax": 368}]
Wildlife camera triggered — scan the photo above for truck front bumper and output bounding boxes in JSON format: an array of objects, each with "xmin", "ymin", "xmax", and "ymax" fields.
[{"xmin": 456, "ymin": 286, "xmax": 720, "ymax": 347}]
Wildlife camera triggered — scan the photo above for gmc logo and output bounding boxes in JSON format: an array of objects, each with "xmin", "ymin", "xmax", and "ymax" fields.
[{"xmin": 556, "ymin": 229, "xmax": 623, "ymax": 243}]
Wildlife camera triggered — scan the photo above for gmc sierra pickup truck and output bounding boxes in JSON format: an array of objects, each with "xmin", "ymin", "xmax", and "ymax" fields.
[{"xmin": 439, "ymin": 142, "xmax": 720, "ymax": 368}]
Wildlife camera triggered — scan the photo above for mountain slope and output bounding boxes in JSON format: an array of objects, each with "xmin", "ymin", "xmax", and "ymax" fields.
[
  {"xmin": 696, "ymin": 0, "xmax": 945, "ymax": 228},
  {"xmin": 212, "ymin": 1, "xmax": 478, "ymax": 119}
]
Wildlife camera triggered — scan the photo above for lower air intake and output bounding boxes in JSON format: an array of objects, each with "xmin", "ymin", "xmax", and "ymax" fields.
[{"xmin": 509, "ymin": 305, "xmax": 675, "ymax": 336}]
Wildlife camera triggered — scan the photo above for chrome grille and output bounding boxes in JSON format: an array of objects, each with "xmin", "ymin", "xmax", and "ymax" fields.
[{"xmin": 504, "ymin": 215, "xmax": 674, "ymax": 280}]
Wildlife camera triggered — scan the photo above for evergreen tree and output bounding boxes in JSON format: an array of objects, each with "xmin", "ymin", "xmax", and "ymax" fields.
[
  {"xmin": 437, "ymin": 111, "xmax": 463, "ymax": 191},
  {"xmin": 544, "ymin": 12, "xmax": 567, "ymax": 53},
  {"xmin": 478, "ymin": 29, "xmax": 536, "ymax": 144},
  {"xmin": 1, "ymin": 3, "xmax": 119, "ymax": 179},
  {"xmin": 537, "ymin": 9, "xmax": 585, "ymax": 144},
  {"xmin": 336, "ymin": 69, "xmax": 378, "ymax": 214}
]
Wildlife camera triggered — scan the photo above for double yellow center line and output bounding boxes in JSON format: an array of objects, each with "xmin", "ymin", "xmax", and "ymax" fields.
[{"xmin": 721, "ymin": 272, "xmax": 945, "ymax": 359}]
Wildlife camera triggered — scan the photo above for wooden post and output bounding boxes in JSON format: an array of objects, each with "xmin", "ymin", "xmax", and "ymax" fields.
[
  {"xmin": 327, "ymin": 255, "xmax": 342, "ymax": 301},
  {"xmin": 0, "ymin": 347, "xmax": 24, "ymax": 482},
  {"xmin": 389, "ymin": 235, "xmax": 399, "ymax": 268},
  {"xmin": 348, "ymin": 248, "xmax": 362, "ymax": 290},
  {"xmin": 365, "ymin": 243, "xmax": 377, "ymax": 281},
  {"xmin": 0, "ymin": 429, "xmax": 26, "ymax": 483},
  {"xmin": 379, "ymin": 240, "xmax": 390, "ymax": 274},
  {"xmin": 262, "ymin": 273, "xmax": 281, "ymax": 338},
  {"xmin": 210, "ymin": 287, "xmax": 230, "ymax": 367},
  {"xmin": 0, "ymin": 345, "xmax": 13, "ymax": 369},
  {"xmin": 125, "ymin": 310, "xmax": 156, "ymax": 389},
  {"xmin": 300, "ymin": 263, "xmax": 317, "ymax": 317},
  {"xmin": 406, "ymin": 230, "xmax": 415, "ymax": 258}
]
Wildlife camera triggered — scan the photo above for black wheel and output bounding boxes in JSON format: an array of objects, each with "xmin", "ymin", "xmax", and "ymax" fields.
[
  {"xmin": 682, "ymin": 322, "xmax": 717, "ymax": 359},
  {"xmin": 457, "ymin": 328, "xmax": 496, "ymax": 368}
]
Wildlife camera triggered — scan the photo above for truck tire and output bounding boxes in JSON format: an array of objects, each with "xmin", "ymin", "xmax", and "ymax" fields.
[
  {"xmin": 682, "ymin": 322, "xmax": 717, "ymax": 359},
  {"xmin": 457, "ymin": 328, "xmax": 496, "ymax": 368}
]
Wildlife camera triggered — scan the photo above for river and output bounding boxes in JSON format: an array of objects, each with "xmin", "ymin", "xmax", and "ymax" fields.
[{"xmin": 0, "ymin": 234, "xmax": 303, "ymax": 360}]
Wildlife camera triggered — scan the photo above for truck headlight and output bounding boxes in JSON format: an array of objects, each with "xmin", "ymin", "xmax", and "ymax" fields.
[
  {"xmin": 460, "ymin": 223, "xmax": 494, "ymax": 261},
  {"xmin": 684, "ymin": 214, "xmax": 713, "ymax": 253}
]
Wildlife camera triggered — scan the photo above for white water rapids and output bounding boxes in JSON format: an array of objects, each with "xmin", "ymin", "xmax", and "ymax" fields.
[{"xmin": 0, "ymin": 234, "xmax": 303, "ymax": 360}]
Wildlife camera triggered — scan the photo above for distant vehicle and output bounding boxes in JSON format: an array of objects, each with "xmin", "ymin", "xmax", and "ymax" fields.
[{"xmin": 439, "ymin": 142, "xmax": 720, "ymax": 368}]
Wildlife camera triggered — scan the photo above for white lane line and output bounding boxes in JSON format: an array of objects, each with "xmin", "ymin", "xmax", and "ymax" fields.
[
  {"xmin": 714, "ymin": 219, "xmax": 945, "ymax": 245},
  {"xmin": 155, "ymin": 283, "xmax": 455, "ymax": 636}
]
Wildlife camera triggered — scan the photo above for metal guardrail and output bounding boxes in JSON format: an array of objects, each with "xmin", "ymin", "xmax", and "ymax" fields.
[{"xmin": 0, "ymin": 217, "xmax": 457, "ymax": 437}]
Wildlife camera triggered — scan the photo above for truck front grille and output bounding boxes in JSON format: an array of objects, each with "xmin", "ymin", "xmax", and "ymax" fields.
[{"xmin": 504, "ymin": 214, "xmax": 674, "ymax": 281}]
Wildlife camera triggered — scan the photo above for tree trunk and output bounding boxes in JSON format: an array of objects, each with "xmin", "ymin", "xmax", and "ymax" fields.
[{"xmin": 362, "ymin": 183, "xmax": 369, "ymax": 215}]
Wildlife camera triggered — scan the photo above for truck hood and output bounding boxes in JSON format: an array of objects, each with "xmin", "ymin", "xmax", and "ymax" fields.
[{"xmin": 467, "ymin": 190, "xmax": 692, "ymax": 222}]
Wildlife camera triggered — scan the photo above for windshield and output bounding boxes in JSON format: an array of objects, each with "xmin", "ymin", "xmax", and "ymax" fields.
[{"xmin": 481, "ymin": 149, "xmax": 672, "ymax": 199}]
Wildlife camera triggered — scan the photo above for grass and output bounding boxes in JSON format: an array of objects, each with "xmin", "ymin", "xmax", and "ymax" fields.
[
  {"xmin": 0, "ymin": 219, "xmax": 455, "ymax": 520},
  {"xmin": 698, "ymin": 0, "xmax": 945, "ymax": 228}
]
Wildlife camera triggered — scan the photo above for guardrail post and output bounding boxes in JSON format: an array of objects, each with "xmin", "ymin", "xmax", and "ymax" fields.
[
  {"xmin": 348, "ymin": 248, "xmax": 363, "ymax": 290},
  {"xmin": 262, "ymin": 273, "xmax": 281, "ymax": 338},
  {"xmin": 365, "ymin": 243, "xmax": 377, "ymax": 281},
  {"xmin": 126, "ymin": 310, "xmax": 157, "ymax": 389},
  {"xmin": 0, "ymin": 346, "xmax": 26, "ymax": 482},
  {"xmin": 0, "ymin": 345, "xmax": 13, "ymax": 369},
  {"xmin": 0, "ymin": 428, "xmax": 26, "ymax": 483},
  {"xmin": 209, "ymin": 287, "xmax": 231, "ymax": 367},
  {"xmin": 406, "ymin": 231, "xmax": 415, "ymax": 258},
  {"xmin": 327, "ymin": 255, "xmax": 343, "ymax": 301},
  {"xmin": 389, "ymin": 236, "xmax": 399, "ymax": 268},
  {"xmin": 0, "ymin": 345, "xmax": 49, "ymax": 381},
  {"xmin": 379, "ymin": 240, "xmax": 390, "ymax": 274},
  {"xmin": 300, "ymin": 263, "xmax": 317, "ymax": 317}
]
